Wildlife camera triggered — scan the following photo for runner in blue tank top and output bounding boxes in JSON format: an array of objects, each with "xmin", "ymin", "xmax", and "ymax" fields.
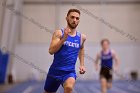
[
  {"xmin": 95, "ymin": 39, "xmax": 120, "ymax": 93},
  {"xmin": 44, "ymin": 9, "xmax": 86, "ymax": 93}
]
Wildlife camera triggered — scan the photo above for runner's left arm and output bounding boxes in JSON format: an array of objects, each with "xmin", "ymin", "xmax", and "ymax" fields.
[
  {"xmin": 112, "ymin": 50, "xmax": 120, "ymax": 72},
  {"xmin": 79, "ymin": 34, "xmax": 86, "ymax": 74}
]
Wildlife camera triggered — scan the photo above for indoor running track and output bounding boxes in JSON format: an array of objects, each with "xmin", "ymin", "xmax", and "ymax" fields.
[{"xmin": 3, "ymin": 80, "xmax": 140, "ymax": 93}]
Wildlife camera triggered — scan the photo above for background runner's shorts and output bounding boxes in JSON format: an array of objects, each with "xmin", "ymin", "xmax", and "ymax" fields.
[{"xmin": 100, "ymin": 67, "xmax": 113, "ymax": 82}]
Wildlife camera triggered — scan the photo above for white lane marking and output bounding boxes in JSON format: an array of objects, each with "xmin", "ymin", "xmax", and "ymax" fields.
[
  {"xmin": 22, "ymin": 86, "xmax": 33, "ymax": 93},
  {"xmin": 22, "ymin": 85, "xmax": 39, "ymax": 93}
]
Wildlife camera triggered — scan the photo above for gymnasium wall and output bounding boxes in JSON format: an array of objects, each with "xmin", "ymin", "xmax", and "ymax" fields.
[
  {"xmin": 20, "ymin": 4, "xmax": 140, "ymax": 43},
  {"xmin": 0, "ymin": 0, "xmax": 4, "ymax": 45},
  {"xmin": 9, "ymin": 3, "xmax": 140, "ymax": 81},
  {"xmin": 12, "ymin": 43, "xmax": 140, "ymax": 81}
]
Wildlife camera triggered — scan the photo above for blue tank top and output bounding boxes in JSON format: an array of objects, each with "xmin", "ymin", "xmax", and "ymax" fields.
[
  {"xmin": 50, "ymin": 28, "xmax": 81, "ymax": 71},
  {"xmin": 101, "ymin": 50, "xmax": 113, "ymax": 69}
]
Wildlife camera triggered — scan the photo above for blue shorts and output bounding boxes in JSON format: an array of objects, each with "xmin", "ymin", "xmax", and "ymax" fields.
[{"xmin": 44, "ymin": 69, "xmax": 76, "ymax": 92}]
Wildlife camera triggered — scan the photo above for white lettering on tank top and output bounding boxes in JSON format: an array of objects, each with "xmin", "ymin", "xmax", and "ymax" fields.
[
  {"xmin": 63, "ymin": 41, "xmax": 79, "ymax": 48},
  {"xmin": 102, "ymin": 55, "xmax": 112, "ymax": 60}
]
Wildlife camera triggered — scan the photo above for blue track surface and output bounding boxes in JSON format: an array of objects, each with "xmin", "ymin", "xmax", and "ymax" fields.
[{"xmin": 3, "ymin": 80, "xmax": 140, "ymax": 93}]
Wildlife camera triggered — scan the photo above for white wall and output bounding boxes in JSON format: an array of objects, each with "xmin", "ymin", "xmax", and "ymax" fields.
[
  {"xmin": 8, "ymin": 3, "xmax": 140, "ymax": 81},
  {"xmin": 20, "ymin": 4, "xmax": 140, "ymax": 43},
  {"xmin": 11, "ymin": 43, "xmax": 140, "ymax": 81},
  {"xmin": 21, "ymin": 5, "xmax": 56, "ymax": 43},
  {"xmin": 0, "ymin": 0, "xmax": 4, "ymax": 45},
  {"xmin": 58, "ymin": 4, "xmax": 140, "ymax": 43}
]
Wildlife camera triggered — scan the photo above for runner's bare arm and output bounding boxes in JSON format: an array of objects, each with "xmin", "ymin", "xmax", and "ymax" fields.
[
  {"xmin": 95, "ymin": 52, "xmax": 100, "ymax": 71},
  {"xmin": 49, "ymin": 30, "xmax": 64, "ymax": 55},
  {"xmin": 79, "ymin": 34, "xmax": 86, "ymax": 67},
  {"xmin": 112, "ymin": 50, "xmax": 120, "ymax": 71},
  {"xmin": 78, "ymin": 34, "xmax": 86, "ymax": 74},
  {"xmin": 49, "ymin": 28, "xmax": 71, "ymax": 55}
]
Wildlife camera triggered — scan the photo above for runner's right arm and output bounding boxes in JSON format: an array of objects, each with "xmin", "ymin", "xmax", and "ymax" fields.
[
  {"xmin": 95, "ymin": 52, "xmax": 100, "ymax": 71},
  {"xmin": 49, "ymin": 28, "xmax": 70, "ymax": 55}
]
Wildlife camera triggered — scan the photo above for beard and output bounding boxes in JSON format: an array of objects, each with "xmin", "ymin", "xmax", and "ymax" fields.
[{"xmin": 67, "ymin": 21, "xmax": 78, "ymax": 29}]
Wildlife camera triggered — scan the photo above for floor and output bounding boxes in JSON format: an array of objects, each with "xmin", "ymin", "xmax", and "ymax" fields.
[{"xmin": 1, "ymin": 80, "xmax": 140, "ymax": 93}]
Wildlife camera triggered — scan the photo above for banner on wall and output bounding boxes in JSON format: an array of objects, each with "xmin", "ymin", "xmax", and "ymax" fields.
[{"xmin": 0, "ymin": 49, "xmax": 9, "ymax": 84}]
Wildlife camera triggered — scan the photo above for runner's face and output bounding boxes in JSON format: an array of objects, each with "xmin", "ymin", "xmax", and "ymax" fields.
[
  {"xmin": 66, "ymin": 12, "xmax": 80, "ymax": 29},
  {"xmin": 102, "ymin": 41, "xmax": 109, "ymax": 50}
]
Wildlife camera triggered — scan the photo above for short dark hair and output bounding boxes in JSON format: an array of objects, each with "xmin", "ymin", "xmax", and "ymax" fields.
[
  {"xmin": 67, "ymin": 9, "xmax": 80, "ymax": 16},
  {"xmin": 101, "ymin": 39, "xmax": 110, "ymax": 45}
]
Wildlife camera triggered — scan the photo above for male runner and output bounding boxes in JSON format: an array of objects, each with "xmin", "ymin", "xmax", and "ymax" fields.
[
  {"xmin": 44, "ymin": 9, "xmax": 86, "ymax": 93},
  {"xmin": 95, "ymin": 39, "xmax": 120, "ymax": 93}
]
